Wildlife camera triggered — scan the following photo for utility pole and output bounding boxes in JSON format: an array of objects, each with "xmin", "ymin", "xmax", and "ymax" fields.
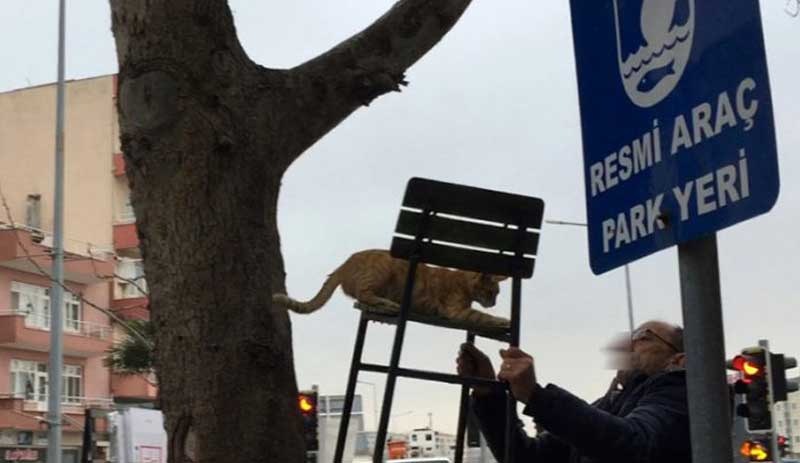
[
  {"xmin": 757, "ymin": 339, "xmax": 781, "ymax": 462},
  {"xmin": 544, "ymin": 220, "xmax": 635, "ymax": 333},
  {"xmin": 47, "ymin": 1, "xmax": 67, "ymax": 462}
]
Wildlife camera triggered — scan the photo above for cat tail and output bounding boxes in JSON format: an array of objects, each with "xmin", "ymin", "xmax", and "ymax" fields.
[{"xmin": 272, "ymin": 271, "xmax": 342, "ymax": 314}]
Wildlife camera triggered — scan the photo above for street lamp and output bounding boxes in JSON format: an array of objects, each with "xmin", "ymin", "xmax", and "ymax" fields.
[
  {"xmin": 357, "ymin": 380, "xmax": 379, "ymax": 431},
  {"xmin": 544, "ymin": 220, "xmax": 635, "ymax": 333}
]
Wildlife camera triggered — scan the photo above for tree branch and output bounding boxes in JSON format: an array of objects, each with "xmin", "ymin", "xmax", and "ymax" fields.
[{"xmin": 279, "ymin": 0, "xmax": 472, "ymax": 167}]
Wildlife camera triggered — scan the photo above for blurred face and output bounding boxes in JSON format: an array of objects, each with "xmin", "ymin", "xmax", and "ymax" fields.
[
  {"xmin": 629, "ymin": 321, "xmax": 683, "ymax": 376},
  {"xmin": 603, "ymin": 321, "xmax": 685, "ymax": 378}
]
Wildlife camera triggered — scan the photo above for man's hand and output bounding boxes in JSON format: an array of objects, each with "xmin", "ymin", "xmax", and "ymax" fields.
[
  {"xmin": 457, "ymin": 343, "xmax": 496, "ymax": 397},
  {"xmin": 497, "ymin": 347, "xmax": 537, "ymax": 404}
]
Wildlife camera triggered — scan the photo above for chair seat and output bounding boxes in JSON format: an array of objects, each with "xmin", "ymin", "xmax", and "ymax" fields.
[{"xmin": 354, "ymin": 302, "xmax": 511, "ymax": 343}]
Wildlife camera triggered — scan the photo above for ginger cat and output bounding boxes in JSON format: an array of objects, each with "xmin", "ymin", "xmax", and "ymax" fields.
[{"xmin": 273, "ymin": 249, "xmax": 510, "ymax": 329}]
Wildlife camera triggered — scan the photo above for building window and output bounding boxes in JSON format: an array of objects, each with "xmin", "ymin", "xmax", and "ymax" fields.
[
  {"xmin": 25, "ymin": 194, "xmax": 42, "ymax": 229},
  {"xmin": 411, "ymin": 435, "xmax": 417, "ymax": 442},
  {"xmin": 10, "ymin": 360, "xmax": 43, "ymax": 401},
  {"xmin": 11, "ymin": 282, "xmax": 81, "ymax": 332},
  {"xmin": 117, "ymin": 259, "xmax": 148, "ymax": 298},
  {"xmin": 11, "ymin": 282, "xmax": 50, "ymax": 329},
  {"xmin": 63, "ymin": 365, "xmax": 82, "ymax": 404},
  {"xmin": 119, "ymin": 196, "xmax": 136, "ymax": 222},
  {"xmin": 10, "ymin": 360, "xmax": 82, "ymax": 404},
  {"xmin": 426, "ymin": 433, "xmax": 432, "ymax": 441},
  {"xmin": 328, "ymin": 397, "xmax": 345, "ymax": 414},
  {"xmin": 64, "ymin": 293, "xmax": 81, "ymax": 332}
]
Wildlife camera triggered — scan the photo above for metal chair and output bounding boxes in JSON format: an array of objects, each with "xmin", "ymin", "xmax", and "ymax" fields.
[{"xmin": 333, "ymin": 177, "xmax": 545, "ymax": 463}]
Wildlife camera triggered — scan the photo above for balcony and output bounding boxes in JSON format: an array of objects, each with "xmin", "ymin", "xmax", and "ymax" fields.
[
  {"xmin": 113, "ymin": 152, "xmax": 126, "ymax": 177},
  {"xmin": 0, "ymin": 310, "xmax": 112, "ymax": 357},
  {"xmin": 0, "ymin": 225, "xmax": 114, "ymax": 284},
  {"xmin": 111, "ymin": 373, "xmax": 158, "ymax": 401},
  {"xmin": 111, "ymin": 296, "xmax": 149, "ymax": 321},
  {"xmin": 0, "ymin": 394, "xmax": 112, "ymax": 431},
  {"xmin": 113, "ymin": 222, "xmax": 139, "ymax": 250}
]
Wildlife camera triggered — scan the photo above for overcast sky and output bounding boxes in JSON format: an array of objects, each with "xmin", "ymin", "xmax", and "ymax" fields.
[{"xmin": 1, "ymin": 1, "xmax": 798, "ymax": 437}]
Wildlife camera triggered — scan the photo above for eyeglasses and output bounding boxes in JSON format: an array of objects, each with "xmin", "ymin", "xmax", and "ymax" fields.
[{"xmin": 631, "ymin": 328, "xmax": 682, "ymax": 353}]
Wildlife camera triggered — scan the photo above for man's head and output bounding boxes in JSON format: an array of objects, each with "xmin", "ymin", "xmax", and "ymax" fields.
[{"xmin": 629, "ymin": 320, "xmax": 685, "ymax": 376}]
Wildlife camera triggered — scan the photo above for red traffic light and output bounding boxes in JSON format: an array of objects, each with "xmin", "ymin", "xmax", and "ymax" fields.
[
  {"xmin": 732, "ymin": 355, "xmax": 764, "ymax": 383},
  {"xmin": 298, "ymin": 393, "xmax": 316, "ymax": 414}
]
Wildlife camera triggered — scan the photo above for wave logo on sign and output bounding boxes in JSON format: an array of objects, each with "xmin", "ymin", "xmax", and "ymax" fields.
[{"xmin": 613, "ymin": 0, "xmax": 695, "ymax": 108}]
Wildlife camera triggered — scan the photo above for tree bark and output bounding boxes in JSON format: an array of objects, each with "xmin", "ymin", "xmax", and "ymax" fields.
[{"xmin": 108, "ymin": 0, "xmax": 472, "ymax": 461}]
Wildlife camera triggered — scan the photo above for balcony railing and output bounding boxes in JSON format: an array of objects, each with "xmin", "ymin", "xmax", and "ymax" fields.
[
  {"xmin": 0, "ymin": 310, "xmax": 112, "ymax": 340},
  {"xmin": 0, "ymin": 393, "xmax": 114, "ymax": 411},
  {"xmin": 0, "ymin": 222, "xmax": 115, "ymax": 261}
]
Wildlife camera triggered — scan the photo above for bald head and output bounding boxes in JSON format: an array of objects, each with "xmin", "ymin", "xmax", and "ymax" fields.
[
  {"xmin": 637, "ymin": 320, "xmax": 684, "ymax": 353},
  {"xmin": 630, "ymin": 320, "xmax": 686, "ymax": 376}
]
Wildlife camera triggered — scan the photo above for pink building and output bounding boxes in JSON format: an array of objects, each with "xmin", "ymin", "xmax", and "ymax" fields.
[{"xmin": 0, "ymin": 75, "xmax": 154, "ymax": 461}]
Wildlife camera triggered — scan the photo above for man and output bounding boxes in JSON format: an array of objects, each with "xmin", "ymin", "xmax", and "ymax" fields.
[{"xmin": 457, "ymin": 320, "xmax": 690, "ymax": 463}]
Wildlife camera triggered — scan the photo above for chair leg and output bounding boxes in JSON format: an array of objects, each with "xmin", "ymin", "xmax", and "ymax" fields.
[
  {"xmin": 333, "ymin": 315, "xmax": 369, "ymax": 463},
  {"xmin": 373, "ymin": 258, "xmax": 419, "ymax": 463},
  {"xmin": 371, "ymin": 317, "xmax": 410, "ymax": 463},
  {"xmin": 504, "ymin": 275, "xmax": 523, "ymax": 463},
  {"xmin": 454, "ymin": 332, "xmax": 476, "ymax": 463}
]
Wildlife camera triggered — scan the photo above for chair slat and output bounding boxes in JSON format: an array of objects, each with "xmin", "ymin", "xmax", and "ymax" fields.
[
  {"xmin": 391, "ymin": 237, "xmax": 535, "ymax": 278},
  {"xmin": 402, "ymin": 177, "xmax": 545, "ymax": 229},
  {"xmin": 395, "ymin": 210, "xmax": 540, "ymax": 255}
]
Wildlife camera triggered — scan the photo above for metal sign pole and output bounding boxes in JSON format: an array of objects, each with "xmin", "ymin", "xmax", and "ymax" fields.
[
  {"xmin": 624, "ymin": 264, "xmax": 634, "ymax": 333},
  {"xmin": 678, "ymin": 234, "xmax": 733, "ymax": 463},
  {"xmin": 47, "ymin": 1, "xmax": 67, "ymax": 462}
]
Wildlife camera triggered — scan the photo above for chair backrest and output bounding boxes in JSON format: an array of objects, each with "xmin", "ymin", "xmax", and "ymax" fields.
[{"xmin": 390, "ymin": 178, "xmax": 545, "ymax": 278}]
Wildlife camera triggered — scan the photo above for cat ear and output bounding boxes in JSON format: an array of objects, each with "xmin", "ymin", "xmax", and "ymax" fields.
[{"xmin": 492, "ymin": 275, "xmax": 509, "ymax": 283}]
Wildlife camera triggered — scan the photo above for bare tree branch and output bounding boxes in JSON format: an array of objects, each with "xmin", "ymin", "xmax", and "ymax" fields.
[{"xmin": 278, "ymin": 0, "xmax": 473, "ymax": 167}]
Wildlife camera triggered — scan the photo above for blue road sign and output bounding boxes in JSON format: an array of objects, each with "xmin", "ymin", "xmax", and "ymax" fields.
[{"xmin": 569, "ymin": 0, "xmax": 780, "ymax": 274}]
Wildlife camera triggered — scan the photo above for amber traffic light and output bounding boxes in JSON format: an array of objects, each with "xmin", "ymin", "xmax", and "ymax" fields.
[
  {"xmin": 298, "ymin": 391, "xmax": 319, "ymax": 452},
  {"xmin": 299, "ymin": 395, "xmax": 315, "ymax": 413},
  {"xmin": 740, "ymin": 440, "xmax": 771, "ymax": 462}
]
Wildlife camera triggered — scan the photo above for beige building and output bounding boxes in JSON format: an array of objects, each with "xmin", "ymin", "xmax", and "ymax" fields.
[
  {"xmin": 407, "ymin": 427, "xmax": 457, "ymax": 459},
  {"xmin": 776, "ymin": 387, "xmax": 800, "ymax": 458},
  {"xmin": 0, "ymin": 75, "xmax": 153, "ymax": 462}
]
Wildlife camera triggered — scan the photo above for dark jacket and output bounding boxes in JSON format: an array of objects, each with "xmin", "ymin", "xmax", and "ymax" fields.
[{"xmin": 472, "ymin": 370, "xmax": 690, "ymax": 463}]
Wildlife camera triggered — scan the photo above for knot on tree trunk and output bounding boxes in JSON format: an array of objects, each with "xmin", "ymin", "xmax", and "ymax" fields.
[
  {"xmin": 121, "ymin": 70, "xmax": 181, "ymax": 133},
  {"xmin": 351, "ymin": 64, "xmax": 408, "ymax": 106}
]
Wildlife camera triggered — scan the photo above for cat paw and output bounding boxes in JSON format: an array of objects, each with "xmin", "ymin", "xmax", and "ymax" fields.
[
  {"xmin": 491, "ymin": 318, "xmax": 511, "ymax": 330},
  {"xmin": 382, "ymin": 303, "xmax": 401, "ymax": 314}
]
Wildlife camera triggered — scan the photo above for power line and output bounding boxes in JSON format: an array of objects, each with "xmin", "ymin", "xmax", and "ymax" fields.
[{"xmin": 0, "ymin": 180, "xmax": 151, "ymax": 348}]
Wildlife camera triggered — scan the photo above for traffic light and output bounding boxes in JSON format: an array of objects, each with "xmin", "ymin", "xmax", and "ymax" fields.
[
  {"xmin": 769, "ymin": 352, "xmax": 799, "ymax": 402},
  {"xmin": 298, "ymin": 390, "xmax": 319, "ymax": 453},
  {"xmin": 728, "ymin": 347, "xmax": 773, "ymax": 432},
  {"xmin": 778, "ymin": 435, "xmax": 790, "ymax": 458},
  {"xmin": 740, "ymin": 439, "xmax": 772, "ymax": 462}
]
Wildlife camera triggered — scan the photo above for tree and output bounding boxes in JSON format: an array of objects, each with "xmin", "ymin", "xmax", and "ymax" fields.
[
  {"xmin": 105, "ymin": 319, "xmax": 154, "ymax": 375},
  {"xmin": 107, "ymin": 1, "xmax": 473, "ymax": 461}
]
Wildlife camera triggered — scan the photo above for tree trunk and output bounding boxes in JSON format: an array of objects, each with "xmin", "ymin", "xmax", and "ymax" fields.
[{"xmin": 108, "ymin": 1, "xmax": 472, "ymax": 461}]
